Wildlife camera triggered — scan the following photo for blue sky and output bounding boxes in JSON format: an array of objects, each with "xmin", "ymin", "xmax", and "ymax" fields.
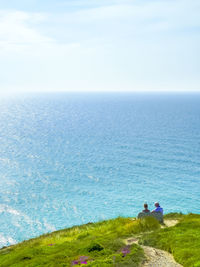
[{"xmin": 0, "ymin": 0, "xmax": 200, "ymax": 93}]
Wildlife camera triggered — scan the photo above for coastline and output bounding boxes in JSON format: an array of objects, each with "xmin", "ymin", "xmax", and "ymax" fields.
[{"xmin": 1, "ymin": 213, "xmax": 200, "ymax": 267}]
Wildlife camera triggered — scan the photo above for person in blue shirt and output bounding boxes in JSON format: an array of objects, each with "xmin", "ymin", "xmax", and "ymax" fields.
[{"xmin": 152, "ymin": 202, "xmax": 163, "ymax": 214}]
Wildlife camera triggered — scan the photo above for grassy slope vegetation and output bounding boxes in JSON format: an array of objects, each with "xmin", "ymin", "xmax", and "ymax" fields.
[
  {"xmin": 1, "ymin": 213, "xmax": 200, "ymax": 267},
  {"xmin": 140, "ymin": 213, "xmax": 200, "ymax": 267},
  {"xmin": 0, "ymin": 217, "xmax": 160, "ymax": 267}
]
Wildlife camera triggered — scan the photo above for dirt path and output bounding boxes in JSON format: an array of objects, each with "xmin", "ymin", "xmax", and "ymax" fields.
[
  {"xmin": 125, "ymin": 219, "xmax": 182, "ymax": 267},
  {"xmin": 141, "ymin": 245, "xmax": 182, "ymax": 267},
  {"xmin": 163, "ymin": 219, "xmax": 179, "ymax": 228}
]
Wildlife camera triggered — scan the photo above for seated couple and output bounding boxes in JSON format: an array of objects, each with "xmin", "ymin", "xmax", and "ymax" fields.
[{"xmin": 143, "ymin": 202, "xmax": 163, "ymax": 214}]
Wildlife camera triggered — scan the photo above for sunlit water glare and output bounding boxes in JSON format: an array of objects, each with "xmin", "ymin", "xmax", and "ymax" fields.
[{"xmin": 0, "ymin": 93, "xmax": 200, "ymax": 247}]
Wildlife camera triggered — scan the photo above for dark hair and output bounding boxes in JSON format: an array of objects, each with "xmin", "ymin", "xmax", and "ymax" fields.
[{"xmin": 144, "ymin": 203, "xmax": 148, "ymax": 208}]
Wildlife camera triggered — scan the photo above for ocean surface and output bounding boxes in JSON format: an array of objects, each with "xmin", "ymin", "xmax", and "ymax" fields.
[{"xmin": 0, "ymin": 93, "xmax": 200, "ymax": 247}]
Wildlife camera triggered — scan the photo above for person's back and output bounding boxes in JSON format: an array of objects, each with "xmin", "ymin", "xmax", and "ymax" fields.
[{"xmin": 142, "ymin": 203, "xmax": 150, "ymax": 213}]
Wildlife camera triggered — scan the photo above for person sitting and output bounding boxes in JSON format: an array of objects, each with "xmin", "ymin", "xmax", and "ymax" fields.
[
  {"xmin": 152, "ymin": 202, "xmax": 163, "ymax": 214},
  {"xmin": 143, "ymin": 203, "xmax": 150, "ymax": 213},
  {"xmin": 138, "ymin": 202, "xmax": 163, "ymax": 222}
]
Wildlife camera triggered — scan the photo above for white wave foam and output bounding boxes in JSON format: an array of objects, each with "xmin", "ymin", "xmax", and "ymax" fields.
[
  {"xmin": 0, "ymin": 204, "xmax": 42, "ymax": 228},
  {"xmin": 0, "ymin": 158, "xmax": 11, "ymax": 164},
  {"xmin": 0, "ymin": 233, "xmax": 16, "ymax": 247},
  {"xmin": 43, "ymin": 221, "xmax": 56, "ymax": 232},
  {"xmin": 0, "ymin": 205, "xmax": 21, "ymax": 215},
  {"xmin": 88, "ymin": 175, "xmax": 99, "ymax": 182}
]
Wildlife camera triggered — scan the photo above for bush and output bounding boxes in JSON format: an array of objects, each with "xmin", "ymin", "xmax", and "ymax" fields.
[{"xmin": 87, "ymin": 243, "xmax": 104, "ymax": 252}]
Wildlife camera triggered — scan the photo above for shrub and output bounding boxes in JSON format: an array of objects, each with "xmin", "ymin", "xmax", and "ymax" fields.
[{"xmin": 87, "ymin": 243, "xmax": 104, "ymax": 252}]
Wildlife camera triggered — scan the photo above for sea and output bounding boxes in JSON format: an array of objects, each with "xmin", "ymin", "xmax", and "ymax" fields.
[{"xmin": 0, "ymin": 93, "xmax": 200, "ymax": 248}]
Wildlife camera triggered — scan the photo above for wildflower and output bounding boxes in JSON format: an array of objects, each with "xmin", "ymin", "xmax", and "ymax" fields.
[
  {"xmin": 71, "ymin": 260, "xmax": 79, "ymax": 265},
  {"xmin": 80, "ymin": 261, "xmax": 87, "ymax": 264},
  {"xmin": 71, "ymin": 256, "xmax": 90, "ymax": 265},
  {"xmin": 119, "ymin": 246, "xmax": 131, "ymax": 257},
  {"xmin": 121, "ymin": 248, "xmax": 130, "ymax": 256},
  {"xmin": 79, "ymin": 256, "xmax": 89, "ymax": 261}
]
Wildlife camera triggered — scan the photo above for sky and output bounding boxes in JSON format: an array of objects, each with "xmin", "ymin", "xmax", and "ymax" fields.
[{"xmin": 0, "ymin": 0, "xmax": 200, "ymax": 93}]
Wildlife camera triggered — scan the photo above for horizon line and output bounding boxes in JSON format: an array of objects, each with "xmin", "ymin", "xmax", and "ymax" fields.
[{"xmin": 1, "ymin": 90, "xmax": 200, "ymax": 96}]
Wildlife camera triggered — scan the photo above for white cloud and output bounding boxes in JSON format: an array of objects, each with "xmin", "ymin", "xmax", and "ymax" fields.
[
  {"xmin": 1, "ymin": 0, "xmax": 200, "ymax": 49},
  {"xmin": 0, "ymin": 0, "xmax": 199, "ymax": 93},
  {"xmin": 43, "ymin": 0, "xmax": 200, "ymax": 48},
  {"xmin": 0, "ymin": 10, "xmax": 53, "ymax": 50},
  {"xmin": 54, "ymin": 0, "xmax": 200, "ymax": 29}
]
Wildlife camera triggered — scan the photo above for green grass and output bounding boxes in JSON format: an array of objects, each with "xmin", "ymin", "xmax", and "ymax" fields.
[
  {"xmin": 163, "ymin": 212, "xmax": 184, "ymax": 220},
  {"xmin": 140, "ymin": 213, "xmax": 200, "ymax": 267},
  {"xmin": 0, "ymin": 216, "xmax": 160, "ymax": 267},
  {"xmin": 2, "ymin": 213, "xmax": 200, "ymax": 267}
]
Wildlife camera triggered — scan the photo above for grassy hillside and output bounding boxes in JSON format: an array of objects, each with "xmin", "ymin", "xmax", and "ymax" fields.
[
  {"xmin": 140, "ymin": 213, "xmax": 200, "ymax": 267},
  {"xmin": 0, "ymin": 217, "xmax": 159, "ymax": 267},
  {"xmin": 0, "ymin": 213, "xmax": 200, "ymax": 267}
]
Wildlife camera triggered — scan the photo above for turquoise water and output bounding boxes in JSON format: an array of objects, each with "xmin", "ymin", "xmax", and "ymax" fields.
[{"xmin": 0, "ymin": 93, "xmax": 200, "ymax": 247}]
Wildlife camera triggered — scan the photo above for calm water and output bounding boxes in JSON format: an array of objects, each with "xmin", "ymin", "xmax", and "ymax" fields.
[{"xmin": 0, "ymin": 93, "xmax": 200, "ymax": 247}]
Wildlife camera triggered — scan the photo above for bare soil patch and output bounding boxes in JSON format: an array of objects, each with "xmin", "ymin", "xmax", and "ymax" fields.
[
  {"xmin": 141, "ymin": 245, "xmax": 182, "ymax": 267},
  {"xmin": 125, "ymin": 219, "xmax": 182, "ymax": 267}
]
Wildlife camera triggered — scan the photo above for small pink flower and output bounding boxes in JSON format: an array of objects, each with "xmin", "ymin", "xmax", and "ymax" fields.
[
  {"xmin": 79, "ymin": 256, "xmax": 89, "ymax": 261},
  {"xmin": 121, "ymin": 247, "xmax": 131, "ymax": 257},
  {"xmin": 72, "ymin": 260, "xmax": 79, "ymax": 265}
]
